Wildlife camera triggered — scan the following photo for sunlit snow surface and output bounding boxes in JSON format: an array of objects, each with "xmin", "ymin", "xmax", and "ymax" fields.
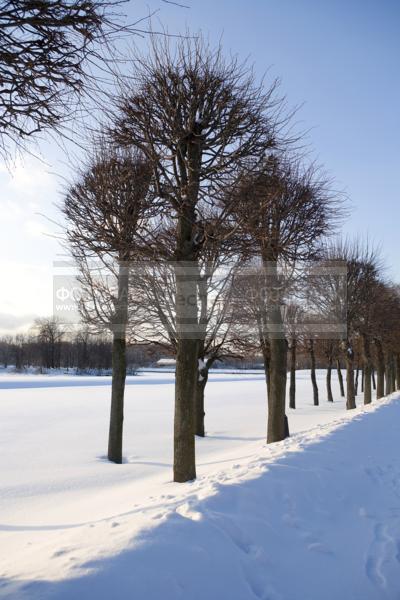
[{"xmin": 0, "ymin": 370, "xmax": 399, "ymax": 599}]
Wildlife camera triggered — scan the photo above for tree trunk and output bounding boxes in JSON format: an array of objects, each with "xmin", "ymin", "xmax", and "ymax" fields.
[
  {"xmin": 267, "ymin": 335, "xmax": 288, "ymax": 443},
  {"xmin": 326, "ymin": 356, "xmax": 333, "ymax": 402},
  {"xmin": 194, "ymin": 360, "xmax": 208, "ymax": 437},
  {"xmin": 174, "ymin": 260, "xmax": 198, "ymax": 482},
  {"xmin": 362, "ymin": 335, "xmax": 372, "ymax": 405},
  {"xmin": 266, "ymin": 262, "xmax": 288, "ymax": 444},
  {"xmin": 375, "ymin": 339, "xmax": 385, "ymax": 399},
  {"xmin": 195, "ymin": 273, "xmax": 208, "ymax": 438},
  {"xmin": 371, "ymin": 368, "xmax": 376, "ymax": 391},
  {"xmin": 389, "ymin": 355, "xmax": 396, "ymax": 393},
  {"xmin": 337, "ymin": 359, "xmax": 345, "ymax": 397},
  {"xmin": 108, "ymin": 335, "xmax": 126, "ymax": 463},
  {"xmin": 354, "ymin": 366, "xmax": 359, "ymax": 396},
  {"xmin": 263, "ymin": 342, "xmax": 271, "ymax": 399},
  {"xmin": 345, "ymin": 343, "xmax": 356, "ymax": 410},
  {"xmin": 363, "ymin": 363, "xmax": 372, "ymax": 404},
  {"xmin": 172, "ymin": 131, "xmax": 203, "ymax": 482},
  {"xmin": 194, "ymin": 379, "xmax": 206, "ymax": 437},
  {"xmin": 385, "ymin": 356, "xmax": 391, "ymax": 396},
  {"xmin": 108, "ymin": 260, "xmax": 129, "ymax": 464},
  {"xmin": 395, "ymin": 354, "xmax": 400, "ymax": 391},
  {"xmin": 361, "ymin": 367, "xmax": 364, "ymax": 393},
  {"xmin": 289, "ymin": 339, "xmax": 296, "ymax": 409},
  {"xmin": 309, "ymin": 339, "xmax": 319, "ymax": 406}
]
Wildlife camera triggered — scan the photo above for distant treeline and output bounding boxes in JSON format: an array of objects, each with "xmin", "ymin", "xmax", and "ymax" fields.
[
  {"xmin": 0, "ymin": 320, "xmax": 339, "ymax": 374},
  {"xmin": 0, "ymin": 320, "xmax": 152, "ymax": 373}
]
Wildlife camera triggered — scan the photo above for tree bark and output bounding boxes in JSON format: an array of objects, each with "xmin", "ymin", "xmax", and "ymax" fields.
[
  {"xmin": 363, "ymin": 364, "xmax": 371, "ymax": 404},
  {"xmin": 267, "ymin": 334, "xmax": 288, "ymax": 443},
  {"xmin": 362, "ymin": 335, "xmax": 372, "ymax": 405},
  {"xmin": 289, "ymin": 339, "xmax": 296, "ymax": 409},
  {"xmin": 371, "ymin": 368, "xmax": 376, "ymax": 391},
  {"xmin": 174, "ymin": 260, "xmax": 198, "ymax": 482},
  {"xmin": 262, "ymin": 342, "xmax": 271, "ymax": 401},
  {"xmin": 194, "ymin": 378, "xmax": 206, "ymax": 437},
  {"xmin": 266, "ymin": 262, "xmax": 288, "ymax": 444},
  {"xmin": 345, "ymin": 343, "xmax": 356, "ymax": 410},
  {"xmin": 108, "ymin": 260, "xmax": 129, "ymax": 464},
  {"xmin": 354, "ymin": 366, "xmax": 359, "ymax": 396},
  {"xmin": 326, "ymin": 356, "xmax": 333, "ymax": 402},
  {"xmin": 389, "ymin": 355, "xmax": 396, "ymax": 393},
  {"xmin": 395, "ymin": 354, "xmax": 400, "ymax": 391},
  {"xmin": 171, "ymin": 119, "xmax": 205, "ymax": 482},
  {"xmin": 385, "ymin": 356, "xmax": 392, "ymax": 396},
  {"xmin": 194, "ymin": 360, "xmax": 209, "ymax": 437},
  {"xmin": 194, "ymin": 271, "xmax": 214, "ymax": 438},
  {"xmin": 375, "ymin": 339, "xmax": 385, "ymax": 399},
  {"xmin": 337, "ymin": 359, "xmax": 345, "ymax": 397},
  {"xmin": 309, "ymin": 339, "xmax": 319, "ymax": 406}
]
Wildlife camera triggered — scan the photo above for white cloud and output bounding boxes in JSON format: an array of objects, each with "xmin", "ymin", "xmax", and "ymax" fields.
[{"xmin": 0, "ymin": 312, "xmax": 37, "ymax": 334}]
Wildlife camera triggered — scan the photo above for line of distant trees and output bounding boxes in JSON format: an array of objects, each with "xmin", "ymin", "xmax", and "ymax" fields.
[{"xmin": 0, "ymin": 318, "xmax": 156, "ymax": 374}]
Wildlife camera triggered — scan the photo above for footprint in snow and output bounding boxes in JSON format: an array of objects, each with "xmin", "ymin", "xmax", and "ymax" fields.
[
  {"xmin": 307, "ymin": 542, "xmax": 334, "ymax": 555},
  {"xmin": 176, "ymin": 503, "xmax": 203, "ymax": 522},
  {"xmin": 365, "ymin": 522, "xmax": 393, "ymax": 588},
  {"xmin": 52, "ymin": 548, "xmax": 70, "ymax": 558}
]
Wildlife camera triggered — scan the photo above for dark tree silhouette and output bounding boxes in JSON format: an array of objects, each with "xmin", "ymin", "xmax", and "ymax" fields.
[
  {"xmin": 63, "ymin": 144, "xmax": 154, "ymax": 463},
  {"xmin": 230, "ymin": 155, "xmax": 339, "ymax": 442}
]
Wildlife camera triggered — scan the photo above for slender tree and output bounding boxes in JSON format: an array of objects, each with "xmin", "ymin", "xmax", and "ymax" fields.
[
  {"xmin": 34, "ymin": 317, "xmax": 65, "ymax": 370},
  {"xmin": 337, "ymin": 358, "xmax": 345, "ymax": 397},
  {"xmin": 285, "ymin": 303, "xmax": 303, "ymax": 410},
  {"xmin": 63, "ymin": 145, "xmax": 153, "ymax": 463},
  {"xmin": 231, "ymin": 156, "xmax": 339, "ymax": 442},
  {"xmin": 308, "ymin": 338, "xmax": 319, "ymax": 406},
  {"xmin": 322, "ymin": 341, "xmax": 335, "ymax": 402}
]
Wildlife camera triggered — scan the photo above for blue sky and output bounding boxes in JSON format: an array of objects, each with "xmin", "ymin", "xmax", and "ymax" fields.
[{"xmin": 0, "ymin": 0, "xmax": 399, "ymax": 331}]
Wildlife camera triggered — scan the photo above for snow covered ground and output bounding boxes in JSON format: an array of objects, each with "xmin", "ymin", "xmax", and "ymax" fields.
[{"xmin": 1, "ymin": 370, "xmax": 399, "ymax": 599}]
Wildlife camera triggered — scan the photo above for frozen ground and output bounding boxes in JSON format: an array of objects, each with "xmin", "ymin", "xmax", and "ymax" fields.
[{"xmin": 0, "ymin": 370, "xmax": 399, "ymax": 599}]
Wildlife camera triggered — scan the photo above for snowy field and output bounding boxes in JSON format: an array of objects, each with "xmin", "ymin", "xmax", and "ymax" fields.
[{"xmin": 1, "ymin": 370, "xmax": 400, "ymax": 599}]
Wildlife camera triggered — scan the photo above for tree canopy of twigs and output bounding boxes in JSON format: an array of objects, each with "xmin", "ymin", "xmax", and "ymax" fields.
[
  {"xmin": 111, "ymin": 35, "xmax": 289, "ymax": 217},
  {"xmin": 0, "ymin": 0, "xmax": 144, "ymax": 158}
]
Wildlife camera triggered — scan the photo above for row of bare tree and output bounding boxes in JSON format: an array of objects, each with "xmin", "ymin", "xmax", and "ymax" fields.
[
  {"xmin": 59, "ymin": 36, "xmax": 400, "ymax": 483},
  {"xmin": 0, "ymin": 325, "xmax": 112, "ymax": 372}
]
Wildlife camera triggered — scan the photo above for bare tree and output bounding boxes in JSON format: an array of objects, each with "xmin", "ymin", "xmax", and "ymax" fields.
[
  {"xmin": 358, "ymin": 275, "xmax": 381, "ymax": 405},
  {"xmin": 285, "ymin": 303, "xmax": 303, "ymax": 410},
  {"xmin": 132, "ymin": 219, "xmax": 243, "ymax": 438},
  {"xmin": 336, "ymin": 358, "xmax": 345, "ymax": 397},
  {"xmin": 307, "ymin": 338, "xmax": 319, "ymax": 406},
  {"xmin": 320, "ymin": 339, "xmax": 340, "ymax": 402},
  {"xmin": 34, "ymin": 317, "xmax": 65, "ymax": 369},
  {"xmin": 230, "ymin": 155, "xmax": 339, "ymax": 442},
  {"xmin": 112, "ymin": 36, "xmax": 283, "ymax": 481},
  {"xmin": 63, "ymin": 144, "xmax": 153, "ymax": 463},
  {"xmin": 370, "ymin": 282, "xmax": 400, "ymax": 398},
  {"xmin": 321, "ymin": 240, "xmax": 381, "ymax": 409},
  {"xmin": 0, "ymin": 335, "xmax": 13, "ymax": 368}
]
